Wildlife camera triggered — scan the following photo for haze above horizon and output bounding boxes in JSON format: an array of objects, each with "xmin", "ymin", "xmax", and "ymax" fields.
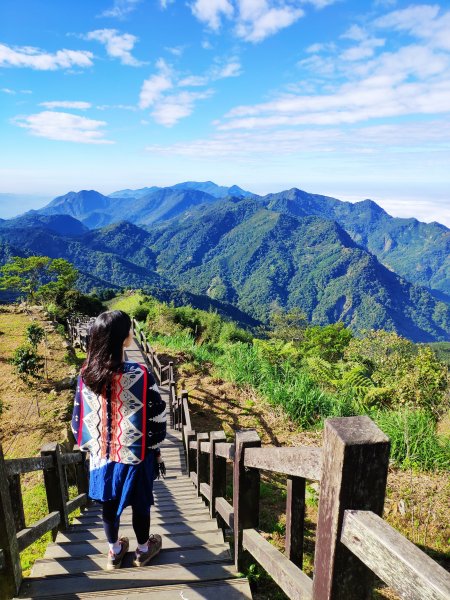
[{"xmin": 1, "ymin": 0, "xmax": 449, "ymax": 226}]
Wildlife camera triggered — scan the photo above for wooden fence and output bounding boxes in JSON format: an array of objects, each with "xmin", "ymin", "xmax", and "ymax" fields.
[
  {"xmin": 0, "ymin": 444, "xmax": 89, "ymax": 599},
  {"xmin": 0, "ymin": 316, "xmax": 448, "ymax": 600},
  {"xmin": 131, "ymin": 317, "xmax": 450, "ymax": 600}
]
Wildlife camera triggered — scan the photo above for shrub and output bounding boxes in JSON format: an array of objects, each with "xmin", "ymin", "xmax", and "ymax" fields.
[
  {"xmin": 26, "ymin": 323, "xmax": 45, "ymax": 348},
  {"xmin": 10, "ymin": 344, "xmax": 44, "ymax": 379}
]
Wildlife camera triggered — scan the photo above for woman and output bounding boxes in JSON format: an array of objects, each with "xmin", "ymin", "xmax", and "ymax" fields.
[{"xmin": 71, "ymin": 310, "xmax": 166, "ymax": 570}]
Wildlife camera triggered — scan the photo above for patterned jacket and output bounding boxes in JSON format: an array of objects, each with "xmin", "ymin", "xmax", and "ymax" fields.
[{"xmin": 71, "ymin": 362, "xmax": 166, "ymax": 465}]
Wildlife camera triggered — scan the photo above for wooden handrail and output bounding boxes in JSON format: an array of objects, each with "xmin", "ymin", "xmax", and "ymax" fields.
[
  {"xmin": 0, "ymin": 444, "xmax": 89, "ymax": 598},
  {"xmin": 341, "ymin": 510, "xmax": 450, "ymax": 600},
  {"xmin": 70, "ymin": 312, "xmax": 447, "ymax": 600}
]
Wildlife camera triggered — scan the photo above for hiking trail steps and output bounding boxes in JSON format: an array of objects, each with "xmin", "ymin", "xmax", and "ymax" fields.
[{"xmin": 16, "ymin": 338, "xmax": 252, "ymax": 599}]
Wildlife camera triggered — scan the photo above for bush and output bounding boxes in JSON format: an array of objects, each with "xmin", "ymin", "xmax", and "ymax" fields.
[
  {"xmin": 10, "ymin": 344, "xmax": 44, "ymax": 379},
  {"xmin": 374, "ymin": 408, "xmax": 450, "ymax": 471},
  {"xmin": 26, "ymin": 323, "xmax": 45, "ymax": 348}
]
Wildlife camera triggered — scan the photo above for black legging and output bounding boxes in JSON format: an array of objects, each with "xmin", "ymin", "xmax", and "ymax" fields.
[{"xmin": 102, "ymin": 498, "xmax": 150, "ymax": 545}]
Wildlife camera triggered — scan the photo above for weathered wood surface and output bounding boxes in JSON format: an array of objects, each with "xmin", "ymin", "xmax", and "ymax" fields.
[
  {"xmin": 0, "ymin": 445, "xmax": 22, "ymax": 598},
  {"xmin": 17, "ymin": 512, "xmax": 60, "ymax": 552},
  {"xmin": 20, "ymin": 578, "xmax": 252, "ymax": 600},
  {"xmin": 285, "ymin": 475, "xmax": 305, "ymax": 568},
  {"xmin": 41, "ymin": 443, "xmax": 70, "ymax": 533},
  {"xmin": 233, "ymin": 429, "xmax": 261, "ymax": 571},
  {"xmin": 215, "ymin": 442, "xmax": 235, "ymax": 460},
  {"xmin": 215, "ymin": 497, "xmax": 234, "ymax": 528},
  {"xmin": 5, "ymin": 456, "xmax": 53, "ymax": 476},
  {"xmin": 341, "ymin": 510, "xmax": 450, "ymax": 600},
  {"xmin": 244, "ymin": 447, "xmax": 322, "ymax": 481},
  {"xmin": 210, "ymin": 431, "xmax": 227, "ymax": 519},
  {"xmin": 65, "ymin": 492, "xmax": 87, "ymax": 514},
  {"xmin": 313, "ymin": 416, "xmax": 390, "ymax": 600},
  {"xmin": 8, "ymin": 474, "xmax": 26, "ymax": 532},
  {"xmin": 196, "ymin": 432, "xmax": 209, "ymax": 499},
  {"xmin": 243, "ymin": 529, "xmax": 313, "ymax": 600}
]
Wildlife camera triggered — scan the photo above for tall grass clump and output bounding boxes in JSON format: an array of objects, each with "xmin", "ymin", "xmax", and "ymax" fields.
[
  {"xmin": 215, "ymin": 343, "xmax": 354, "ymax": 428},
  {"xmin": 373, "ymin": 408, "xmax": 450, "ymax": 471}
]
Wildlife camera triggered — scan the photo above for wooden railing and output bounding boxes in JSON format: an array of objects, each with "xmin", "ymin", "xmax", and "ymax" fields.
[
  {"xmin": 0, "ymin": 444, "xmax": 89, "ymax": 599},
  {"xmin": 131, "ymin": 317, "xmax": 450, "ymax": 600}
]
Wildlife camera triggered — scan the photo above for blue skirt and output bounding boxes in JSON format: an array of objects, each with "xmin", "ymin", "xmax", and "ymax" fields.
[{"xmin": 89, "ymin": 451, "xmax": 156, "ymax": 517}]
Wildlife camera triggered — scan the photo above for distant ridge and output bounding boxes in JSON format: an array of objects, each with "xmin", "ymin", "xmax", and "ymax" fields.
[{"xmin": 2, "ymin": 180, "xmax": 448, "ymax": 341}]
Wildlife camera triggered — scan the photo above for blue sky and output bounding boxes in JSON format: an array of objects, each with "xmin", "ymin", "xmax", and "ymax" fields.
[{"xmin": 1, "ymin": 0, "xmax": 450, "ymax": 225}]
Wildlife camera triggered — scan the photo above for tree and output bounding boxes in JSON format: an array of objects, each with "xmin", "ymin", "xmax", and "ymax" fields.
[
  {"xmin": 268, "ymin": 306, "xmax": 308, "ymax": 342},
  {"xmin": 0, "ymin": 256, "xmax": 78, "ymax": 304},
  {"xmin": 0, "ymin": 256, "xmax": 51, "ymax": 301}
]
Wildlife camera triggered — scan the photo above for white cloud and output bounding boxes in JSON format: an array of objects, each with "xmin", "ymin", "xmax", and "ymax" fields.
[
  {"xmin": 85, "ymin": 29, "xmax": 143, "ymax": 66},
  {"xmin": 0, "ymin": 43, "xmax": 93, "ymax": 70},
  {"xmin": 1, "ymin": 88, "xmax": 16, "ymax": 94},
  {"xmin": 236, "ymin": 1, "xmax": 304, "ymax": 42},
  {"xmin": 139, "ymin": 59, "xmax": 173, "ymax": 108},
  {"xmin": 40, "ymin": 101, "xmax": 92, "ymax": 110},
  {"xmin": 190, "ymin": 0, "xmax": 234, "ymax": 30},
  {"xmin": 101, "ymin": 0, "xmax": 142, "ymax": 18},
  {"xmin": 165, "ymin": 45, "xmax": 185, "ymax": 56},
  {"xmin": 215, "ymin": 60, "xmax": 242, "ymax": 77},
  {"xmin": 13, "ymin": 111, "xmax": 113, "ymax": 144},
  {"xmin": 160, "ymin": 0, "xmax": 174, "ymax": 7},
  {"xmin": 144, "ymin": 118, "xmax": 450, "ymax": 158},
  {"xmin": 151, "ymin": 90, "xmax": 214, "ymax": 126},
  {"xmin": 179, "ymin": 75, "xmax": 209, "ymax": 86},
  {"xmin": 374, "ymin": 4, "xmax": 450, "ymax": 51}
]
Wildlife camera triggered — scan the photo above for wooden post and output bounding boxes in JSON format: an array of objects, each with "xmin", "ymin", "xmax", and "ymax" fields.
[
  {"xmin": 313, "ymin": 416, "xmax": 390, "ymax": 600},
  {"xmin": 285, "ymin": 475, "xmax": 305, "ymax": 568},
  {"xmin": 169, "ymin": 379, "xmax": 176, "ymax": 428},
  {"xmin": 8, "ymin": 475, "xmax": 26, "ymax": 533},
  {"xmin": 41, "ymin": 443, "xmax": 70, "ymax": 536},
  {"xmin": 233, "ymin": 429, "xmax": 261, "ymax": 571},
  {"xmin": 0, "ymin": 445, "xmax": 22, "ymax": 599},
  {"xmin": 209, "ymin": 431, "xmax": 227, "ymax": 519},
  {"xmin": 196, "ymin": 433, "xmax": 209, "ymax": 498},
  {"xmin": 181, "ymin": 390, "xmax": 188, "ymax": 428},
  {"xmin": 73, "ymin": 446, "xmax": 89, "ymax": 498},
  {"xmin": 185, "ymin": 429, "xmax": 196, "ymax": 477}
]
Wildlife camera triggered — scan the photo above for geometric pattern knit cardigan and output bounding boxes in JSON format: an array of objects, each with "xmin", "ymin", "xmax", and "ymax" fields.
[{"xmin": 71, "ymin": 361, "xmax": 166, "ymax": 466}]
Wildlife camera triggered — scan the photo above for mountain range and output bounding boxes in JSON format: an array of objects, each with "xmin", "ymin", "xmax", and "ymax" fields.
[{"xmin": 0, "ymin": 181, "xmax": 449, "ymax": 342}]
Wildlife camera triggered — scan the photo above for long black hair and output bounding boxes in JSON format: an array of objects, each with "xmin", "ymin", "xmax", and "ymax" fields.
[{"xmin": 82, "ymin": 310, "xmax": 132, "ymax": 395}]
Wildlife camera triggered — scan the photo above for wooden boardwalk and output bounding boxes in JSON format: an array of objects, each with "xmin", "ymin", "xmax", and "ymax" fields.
[{"xmin": 17, "ymin": 339, "xmax": 252, "ymax": 599}]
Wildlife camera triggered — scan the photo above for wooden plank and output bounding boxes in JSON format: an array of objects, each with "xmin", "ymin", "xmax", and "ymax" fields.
[
  {"xmin": 190, "ymin": 441, "xmax": 198, "ymax": 450},
  {"xmin": 244, "ymin": 446, "xmax": 322, "ymax": 481},
  {"xmin": 5, "ymin": 455, "xmax": 53, "ymax": 476},
  {"xmin": 55, "ymin": 522, "xmax": 221, "ymax": 542},
  {"xmin": 243, "ymin": 528, "xmax": 313, "ymax": 600},
  {"xmin": 19, "ymin": 561, "xmax": 238, "ymax": 596},
  {"xmin": 200, "ymin": 442, "xmax": 211, "ymax": 454},
  {"xmin": 200, "ymin": 482, "xmax": 211, "ymax": 501},
  {"xmin": 0, "ymin": 548, "xmax": 4, "ymax": 571},
  {"xmin": 44, "ymin": 531, "xmax": 225, "ymax": 558},
  {"xmin": 72, "ymin": 511, "xmax": 211, "ymax": 527},
  {"xmin": 215, "ymin": 442, "xmax": 235, "ymax": 460},
  {"xmin": 341, "ymin": 510, "xmax": 450, "ymax": 600},
  {"xmin": 31, "ymin": 544, "xmax": 231, "ymax": 576},
  {"xmin": 66, "ymin": 493, "xmax": 87, "ymax": 514},
  {"xmin": 215, "ymin": 497, "xmax": 234, "ymax": 528},
  {"xmin": 313, "ymin": 416, "xmax": 390, "ymax": 600},
  {"xmin": 20, "ymin": 577, "xmax": 252, "ymax": 600},
  {"xmin": 190, "ymin": 471, "xmax": 198, "ymax": 487},
  {"xmin": 17, "ymin": 511, "xmax": 60, "ymax": 552},
  {"xmin": 60, "ymin": 453, "xmax": 83, "ymax": 466}
]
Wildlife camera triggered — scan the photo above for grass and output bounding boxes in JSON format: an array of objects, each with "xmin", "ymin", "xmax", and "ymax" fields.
[{"xmin": 21, "ymin": 480, "xmax": 52, "ymax": 576}]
